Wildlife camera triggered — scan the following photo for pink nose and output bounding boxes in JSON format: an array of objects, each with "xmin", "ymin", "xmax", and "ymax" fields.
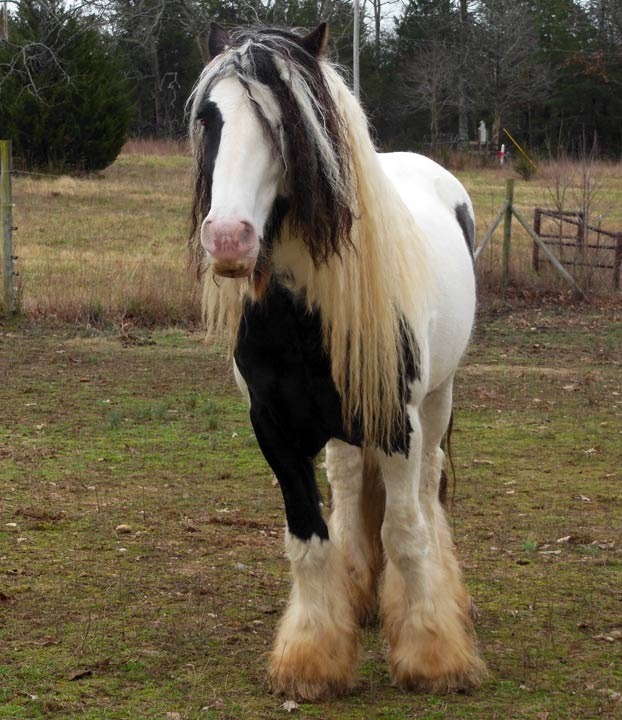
[{"xmin": 201, "ymin": 218, "xmax": 259, "ymax": 277}]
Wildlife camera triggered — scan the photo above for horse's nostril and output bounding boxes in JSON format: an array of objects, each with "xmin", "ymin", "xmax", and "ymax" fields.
[{"xmin": 240, "ymin": 223, "xmax": 252, "ymax": 242}]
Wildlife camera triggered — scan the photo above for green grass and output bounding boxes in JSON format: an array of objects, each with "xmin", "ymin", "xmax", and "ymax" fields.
[{"xmin": 1, "ymin": 306, "xmax": 621, "ymax": 718}]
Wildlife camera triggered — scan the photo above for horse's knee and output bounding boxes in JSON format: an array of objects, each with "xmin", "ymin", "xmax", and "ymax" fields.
[{"xmin": 381, "ymin": 512, "xmax": 426, "ymax": 570}]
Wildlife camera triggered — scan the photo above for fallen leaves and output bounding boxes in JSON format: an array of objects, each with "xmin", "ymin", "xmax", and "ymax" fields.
[
  {"xmin": 69, "ymin": 669, "xmax": 93, "ymax": 681},
  {"xmin": 282, "ymin": 700, "xmax": 300, "ymax": 712}
]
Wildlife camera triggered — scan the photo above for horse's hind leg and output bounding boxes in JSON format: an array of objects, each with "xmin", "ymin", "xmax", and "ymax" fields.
[
  {"xmin": 379, "ymin": 377, "xmax": 486, "ymax": 692},
  {"xmin": 326, "ymin": 440, "xmax": 384, "ymax": 625},
  {"xmin": 250, "ymin": 409, "xmax": 359, "ymax": 700}
]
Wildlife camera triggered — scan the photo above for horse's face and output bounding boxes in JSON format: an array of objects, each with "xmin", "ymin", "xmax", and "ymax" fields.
[
  {"xmin": 191, "ymin": 23, "xmax": 349, "ymax": 282},
  {"xmin": 197, "ymin": 76, "xmax": 284, "ymax": 279}
]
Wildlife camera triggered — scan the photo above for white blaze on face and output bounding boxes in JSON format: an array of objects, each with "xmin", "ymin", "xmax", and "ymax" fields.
[{"xmin": 200, "ymin": 77, "xmax": 284, "ymax": 278}]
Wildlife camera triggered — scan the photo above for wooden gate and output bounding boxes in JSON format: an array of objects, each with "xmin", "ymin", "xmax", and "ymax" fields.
[{"xmin": 533, "ymin": 208, "xmax": 622, "ymax": 290}]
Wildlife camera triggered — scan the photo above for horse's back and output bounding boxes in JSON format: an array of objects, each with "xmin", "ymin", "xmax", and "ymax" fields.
[{"xmin": 377, "ymin": 152, "xmax": 474, "ymax": 251}]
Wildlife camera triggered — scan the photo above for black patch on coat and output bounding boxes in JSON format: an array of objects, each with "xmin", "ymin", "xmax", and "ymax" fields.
[
  {"xmin": 233, "ymin": 282, "xmax": 417, "ymax": 541},
  {"xmin": 197, "ymin": 100, "xmax": 223, "ymax": 192},
  {"xmin": 454, "ymin": 202, "xmax": 475, "ymax": 257},
  {"xmin": 189, "ymin": 101, "xmax": 223, "ymax": 267}
]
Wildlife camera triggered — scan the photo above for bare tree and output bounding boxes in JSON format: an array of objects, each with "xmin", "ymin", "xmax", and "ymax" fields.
[
  {"xmin": 361, "ymin": 0, "xmax": 402, "ymax": 66},
  {"xmin": 403, "ymin": 39, "xmax": 455, "ymax": 149},
  {"xmin": 0, "ymin": 1, "xmax": 81, "ymax": 98},
  {"xmin": 475, "ymin": 0, "xmax": 550, "ymax": 147}
]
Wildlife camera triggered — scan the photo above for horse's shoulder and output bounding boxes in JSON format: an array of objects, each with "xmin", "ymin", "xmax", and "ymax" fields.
[{"xmin": 233, "ymin": 283, "xmax": 349, "ymax": 452}]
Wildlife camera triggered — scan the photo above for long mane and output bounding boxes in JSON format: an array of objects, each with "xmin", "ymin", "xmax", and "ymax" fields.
[{"xmin": 189, "ymin": 28, "xmax": 430, "ymax": 449}]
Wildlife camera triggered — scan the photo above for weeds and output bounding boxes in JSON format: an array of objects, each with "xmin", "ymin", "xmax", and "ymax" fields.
[{"xmin": 522, "ymin": 536, "xmax": 539, "ymax": 553}]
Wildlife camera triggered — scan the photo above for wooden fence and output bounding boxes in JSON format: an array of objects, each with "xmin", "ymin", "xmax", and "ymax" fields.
[
  {"xmin": 533, "ymin": 208, "xmax": 622, "ymax": 290},
  {"xmin": 474, "ymin": 179, "xmax": 585, "ymax": 297}
]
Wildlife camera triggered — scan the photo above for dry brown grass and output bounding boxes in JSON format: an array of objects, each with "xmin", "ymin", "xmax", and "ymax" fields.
[
  {"xmin": 11, "ymin": 155, "xmax": 201, "ymax": 325},
  {"xmin": 7, "ymin": 151, "xmax": 622, "ymax": 325},
  {"xmin": 121, "ymin": 137, "xmax": 191, "ymax": 156}
]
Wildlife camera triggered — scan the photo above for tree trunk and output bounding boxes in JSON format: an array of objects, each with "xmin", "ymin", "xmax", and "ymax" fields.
[
  {"xmin": 457, "ymin": 0, "xmax": 469, "ymax": 144},
  {"xmin": 148, "ymin": 35, "xmax": 162, "ymax": 136},
  {"xmin": 492, "ymin": 110, "xmax": 502, "ymax": 149}
]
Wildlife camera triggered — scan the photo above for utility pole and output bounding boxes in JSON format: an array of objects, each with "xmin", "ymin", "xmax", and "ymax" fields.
[
  {"xmin": 353, "ymin": 0, "xmax": 360, "ymax": 99},
  {"xmin": 2, "ymin": 1, "xmax": 8, "ymax": 43}
]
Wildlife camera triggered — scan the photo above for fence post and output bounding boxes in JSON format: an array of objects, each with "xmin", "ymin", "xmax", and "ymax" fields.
[
  {"xmin": 576, "ymin": 210, "xmax": 585, "ymax": 276},
  {"xmin": 1, "ymin": 139, "xmax": 16, "ymax": 314},
  {"xmin": 502, "ymin": 178, "xmax": 514, "ymax": 291},
  {"xmin": 533, "ymin": 208, "xmax": 541, "ymax": 272},
  {"xmin": 614, "ymin": 233, "xmax": 622, "ymax": 291}
]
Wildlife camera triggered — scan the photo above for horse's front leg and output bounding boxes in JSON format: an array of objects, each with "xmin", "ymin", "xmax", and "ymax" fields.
[
  {"xmin": 326, "ymin": 439, "xmax": 384, "ymax": 625},
  {"xmin": 250, "ymin": 407, "xmax": 360, "ymax": 701},
  {"xmin": 377, "ymin": 393, "xmax": 485, "ymax": 692}
]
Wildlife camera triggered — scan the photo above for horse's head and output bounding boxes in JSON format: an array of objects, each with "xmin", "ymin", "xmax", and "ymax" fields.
[{"xmin": 189, "ymin": 23, "xmax": 353, "ymax": 285}]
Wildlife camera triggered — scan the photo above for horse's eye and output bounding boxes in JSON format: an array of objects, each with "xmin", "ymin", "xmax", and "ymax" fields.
[{"xmin": 196, "ymin": 101, "xmax": 222, "ymax": 134}]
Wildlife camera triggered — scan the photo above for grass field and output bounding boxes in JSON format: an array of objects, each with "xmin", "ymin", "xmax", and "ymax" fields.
[
  {"xmin": 1, "ymin": 306, "xmax": 621, "ymax": 719},
  {"xmin": 1, "ymin": 152, "xmax": 621, "ymax": 718},
  {"xmin": 11, "ymin": 155, "xmax": 201, "ymax": 325},
  {"xmin": 8, "ymin": 151, "xmax": 622, "ymax": 324}
]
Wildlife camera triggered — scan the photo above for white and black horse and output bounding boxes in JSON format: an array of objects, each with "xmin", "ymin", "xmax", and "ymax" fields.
[{"xmin": 188, "ymin": 22, "xmax": 485, "ymax": 700}]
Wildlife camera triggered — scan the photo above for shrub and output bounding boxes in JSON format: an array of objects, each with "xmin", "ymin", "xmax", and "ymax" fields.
[
  {"xmin": 513, "ymin": 153, "xmax": 538, "ymax": 181},
  {"xmin": 0, "ymin": 2, "xmax": 135, "ymax": 173}
]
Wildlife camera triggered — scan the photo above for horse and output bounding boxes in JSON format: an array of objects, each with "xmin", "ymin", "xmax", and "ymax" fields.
[{"xmin": 188, "ymin": 22, "xmax": 486, "ymax": 701}]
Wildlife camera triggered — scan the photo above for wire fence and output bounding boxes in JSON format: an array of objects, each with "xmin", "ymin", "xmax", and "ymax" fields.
[
  {"xmin": 1, "ymin": 139, "xmax": 203, "ymax": 324},
  {"xmin": 5, "ymin": 141, "xmax": 621, "ymax": 322}
]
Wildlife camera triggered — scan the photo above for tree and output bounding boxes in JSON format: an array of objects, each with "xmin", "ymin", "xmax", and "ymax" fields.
[
  {"xmin": 393, "ymin": 1, "xmax": 480, "ymax": 150},
  {"xmin": 0, "ymin": 1, "xmax": 135, "ymax": 171},
  {"xmin": 403, "ymin": 40, "xmax": 454, "ymax": 149},
  {"xmin": 107, "ymin": 0, "xmax": 204, "ymax": 137},
  {"xmin": 474, "ymin": 0, "xmax": 551, "ymax": 148},
  {"xmin": 103, "ymin": 1, "xmax": 356, "ymax": 138}
]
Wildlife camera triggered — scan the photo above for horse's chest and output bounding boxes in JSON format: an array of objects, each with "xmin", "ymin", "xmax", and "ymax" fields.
[{"xmin": 233, "ymin": 284, "xmax": 355, "ymax": 454}]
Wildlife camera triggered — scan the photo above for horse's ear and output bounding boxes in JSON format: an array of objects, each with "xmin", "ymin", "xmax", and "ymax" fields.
[
  {"xmin": 208, "ymin": 22, "xmax": 231, "ymax": 60},
  {"xmin": 299, "ymin": 22, "xmax": 328, "ymax": 58}
]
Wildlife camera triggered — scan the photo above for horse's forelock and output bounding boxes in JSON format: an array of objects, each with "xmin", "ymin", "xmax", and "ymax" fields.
[{"xmin": 189, "ymin": 29, "xmax": 353, "ymax": 267}]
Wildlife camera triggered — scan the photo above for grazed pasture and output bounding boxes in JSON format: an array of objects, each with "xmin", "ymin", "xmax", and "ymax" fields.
[
  {"xmin": 1, "ymin": 304, "xmax": 621, "ymax": 719},
  {"xmin": 2, "ymin": 153, "xmax": 621, "ymax": 718}
]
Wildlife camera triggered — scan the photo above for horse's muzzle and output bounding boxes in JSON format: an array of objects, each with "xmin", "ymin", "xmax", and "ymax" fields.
[{"xmin": 201, "ymin": 217, "xmax": 259, "ymax": 277}]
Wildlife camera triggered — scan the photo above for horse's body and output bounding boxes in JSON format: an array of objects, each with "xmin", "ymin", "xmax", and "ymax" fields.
[{"xmin": 189, "ymin": 23, "xmax": 485, "ymax": 700}]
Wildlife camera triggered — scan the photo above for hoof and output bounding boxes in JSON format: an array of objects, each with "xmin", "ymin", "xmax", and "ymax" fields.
[
  {"xmin": 267, "ymin": 632, "xmax": 359, "ymax": 701},
  {"xmin": 381, "ymin": 555, "xmax": 486, "ymax": 694},
  {"xmin": 387, "ymin": 620, "xmax": 487, "ymax": 693},
  {"xmin": 390, "ymin": 645, "xmax": 487, "ymax": 693}
]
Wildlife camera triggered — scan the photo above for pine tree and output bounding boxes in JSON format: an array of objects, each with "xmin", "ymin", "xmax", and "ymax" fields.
[{"xmin": 0, "ymin": 1, "xmax": 135, "ymax": 172}]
